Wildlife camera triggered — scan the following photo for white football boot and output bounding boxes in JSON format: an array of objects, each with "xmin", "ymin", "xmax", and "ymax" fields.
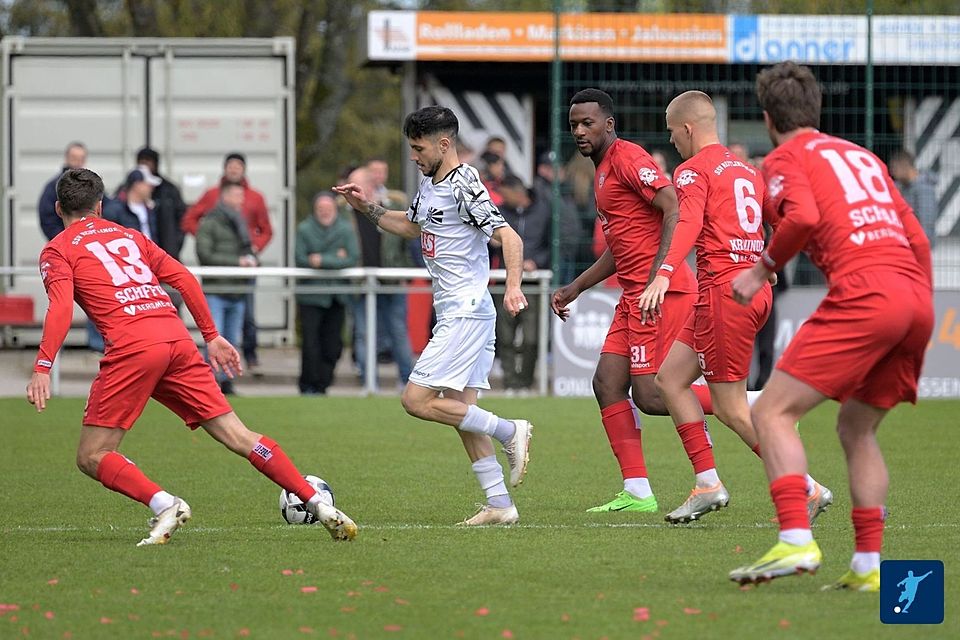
[
  {"xmin": 308, "ymin": 498, "xmax": 358, "ymax": 541},
  {"xmin": 137, "ymin": 498, "xmax": 192, "ymax": 547},
  {"xmin": 503, "ymin": 420, "xmax": 533, "ymax": 487},
  {"xmin": 458, "ymin": 503, "xmax": 520, "ymax": 526}
]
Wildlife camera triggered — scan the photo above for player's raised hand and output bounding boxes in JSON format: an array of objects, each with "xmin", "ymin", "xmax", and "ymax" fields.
[
  {"xmin": 26, "ymin": 372, "xmax": 52, "ymax": 412},
  {"xmin": 331, "ymin": 183, "xmax": 370, "ymax": 212},
  {"xmin": 207, "ymin": 336, "xmax": 243, "ymax": 379},
  {"xmin": 637, "ymin": 275, "xmax": 669, "ymax": 325},
  {"xmin": 503, "ymin": 285, "xmax": 528, "ymax": 317},
  {"xmin": 551, "ymin": 284, "xmax": 580, "ymax": 322},
  {"xmin": 732, "ymin": 263, "xmax": 769, "ymax": 305}
]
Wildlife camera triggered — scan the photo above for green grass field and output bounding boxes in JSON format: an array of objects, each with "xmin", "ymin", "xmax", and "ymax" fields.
[{"xmin": 1, "ymin": 396, "xmax": 957, "ymax": 639}]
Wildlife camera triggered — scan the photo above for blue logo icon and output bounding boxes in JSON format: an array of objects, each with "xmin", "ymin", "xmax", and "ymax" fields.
[{"xmin": 880, "ymin": 560, "xmax": 944, "ymax": 624}]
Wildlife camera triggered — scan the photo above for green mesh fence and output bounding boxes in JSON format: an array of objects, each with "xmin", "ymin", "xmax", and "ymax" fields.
[{"xmin": 549, "ymin": 4, "xmax": 960, "ymax": 289}]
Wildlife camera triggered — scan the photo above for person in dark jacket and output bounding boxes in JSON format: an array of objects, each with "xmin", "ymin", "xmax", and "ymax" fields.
[
  {"xmin": 38, "ymin": 142, "xmax": 87, "ymax": 241},
  {"xmin": 104, "ymin": 167, "xmax": 162, "ymax": 238},
  {"xmin": 494, "ymin": 175, "xmax": 550, "ymax": 393},
  {"xmin": 295, "ymin": 192, "xmax": 360, "ymax": 394},
  {"xmin": 135, "ymin": 146, "xmax": 187, "ymax": 259},
  {"xmin": 195, "ymin": 182, "xmax": 257, "ymax": 394}
]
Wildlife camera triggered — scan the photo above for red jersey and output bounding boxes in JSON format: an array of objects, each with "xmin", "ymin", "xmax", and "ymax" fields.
[
  {"xmin": 762, "ymin": 131, "xmax": 932, "ymax": 285},
  {"xmin": 35, "ymin": 216, "xmax": 219, "ymax": 372},
  {"xmin": 594, "ymin": 138, "xmax": 697, "ymax": 295},
  {"xmin": 660, "ymin": 144, "xmax": 766, "ymax": 288}
]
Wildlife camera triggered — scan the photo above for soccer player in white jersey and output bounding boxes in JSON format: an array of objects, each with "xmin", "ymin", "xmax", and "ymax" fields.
[{"xmin": 334, "ymin": 106, "xmax": 534, "ymax": 526}]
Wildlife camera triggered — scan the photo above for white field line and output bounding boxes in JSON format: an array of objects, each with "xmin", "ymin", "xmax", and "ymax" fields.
[{"xmin": 3, "ymin": 522, "xmax": 958, "ymax": 534}]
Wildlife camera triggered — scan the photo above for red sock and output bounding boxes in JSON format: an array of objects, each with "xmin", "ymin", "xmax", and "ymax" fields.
[
  {"xmin": 96, "ymin": 451, "xmax": 163, "ymax": 506},
  {"xmin": 770, "ymin": 474, "xmax": 809, "ymax": 531},
  {"xmin": 752, "ymin": 444, "xmax": 762, "ymax": 458},
  {"xmin": 248, "ymin": 436, "xmax": 316, "ymax": 503},
  {"xmin": 600, "ymin": 400, "xmax": 647, "ymax": 479},
  {"xmin": 675, "ymin": 421, "xmax": 716, "ymax": 473},
  {"xmin": 691, "ymin": 385, "xmax": 713, "ymax": 415},
  {"xmin": 852, "ymin": 506, "xmax": 886, "ymax": 553}
]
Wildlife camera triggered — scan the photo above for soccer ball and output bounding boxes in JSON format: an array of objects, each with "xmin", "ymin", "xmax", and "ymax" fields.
[{"xmin": 279, "ymin": 475, "xmax": 335, "ymax": 524}]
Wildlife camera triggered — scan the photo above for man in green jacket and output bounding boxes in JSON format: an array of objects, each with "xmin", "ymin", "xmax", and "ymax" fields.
[
  {"xmin": 196, "ymin": 182, "xmax": 257, "ymax": 394},
  {"xmin": 296, "ymin": 192, "xmax": 360, "ymax": 394}
]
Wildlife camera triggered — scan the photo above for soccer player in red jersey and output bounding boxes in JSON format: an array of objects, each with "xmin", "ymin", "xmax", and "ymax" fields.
[
  {"xmin": 637, "ymin": 91, "xmax": 832, "ymax": 524},
  {"xmin": 553, "ymin": 88, "xmax": 718, "ymax": 513},
  {"xmin": 728, "ymin": 63, "xmax": 934, "ymax": 590},
  {"xmin": 26, "ymin": 168, "xmax": 358, "ymax": 545}
]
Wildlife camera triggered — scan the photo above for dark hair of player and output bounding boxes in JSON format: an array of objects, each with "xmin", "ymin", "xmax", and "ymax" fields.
[
  {"xmin": 402, "ymin": 106, "xmax": 459, "ymax": 140},
  {"xmin": 56, "ymin": 168, "xmax": 104, "ymax": 216},
  {"xmin": 569, "ymin": 88, "xmax": 615, "ymax": 118},
  {"xmin": 756, "ymin": 62, "xmax": 822, "ymax": 134}
]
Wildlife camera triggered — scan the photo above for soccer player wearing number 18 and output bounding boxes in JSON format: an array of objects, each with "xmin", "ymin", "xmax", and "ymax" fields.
[
  {"xmin": 638, "ymin": 92, "xmax": 832, "ymax": 525},
  {"xmin": 729, "ymin": 62, "xmax": 934, "ymax": 590},
  {"xmin": 27, "ymin": 168, "xmax": 357, "ymax": 545}
]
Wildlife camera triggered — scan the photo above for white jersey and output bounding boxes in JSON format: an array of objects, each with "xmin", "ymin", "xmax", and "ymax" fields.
[{"xmin": 407, "ymin": 164, "xmax": 507, "ymax": 320}]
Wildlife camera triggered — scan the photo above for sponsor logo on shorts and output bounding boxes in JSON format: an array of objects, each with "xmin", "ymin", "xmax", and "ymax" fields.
[{"xmin": 412, "ymin": 368, "xmax": 431, "ymax": 378}]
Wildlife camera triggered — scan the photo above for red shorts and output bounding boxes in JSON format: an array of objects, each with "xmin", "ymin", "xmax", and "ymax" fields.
[
  {"xmin": 602, "ymin": 291, "xmax": 696, "ymax": 375},
  {"xmin": 84, "ymin": 339, "xmax": 232, "ymax": 429},
  {"xmin": 777, "ymin": 271, "xmax": 934, "ymax": 409},
  {"xmin": 676, "ymin": 281, "xmax": 772, "ymax": 383}
]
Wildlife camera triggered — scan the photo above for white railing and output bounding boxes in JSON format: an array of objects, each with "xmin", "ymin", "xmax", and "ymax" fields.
[{"xmin": 1, "ymin": 266, "xmax": 554, "ymax": 396}]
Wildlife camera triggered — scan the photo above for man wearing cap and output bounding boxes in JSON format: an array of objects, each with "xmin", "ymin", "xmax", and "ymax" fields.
[
  {"xmin": 136, "ymin": 147, "xmax": 187, "ymax": 261},
  {"xmin": 182, "ymin": 153, "xmax": 272, "ymax": 374},
  {"xmin": 104, "ymin": 166, "xmax": 163, "ymax": 239}
]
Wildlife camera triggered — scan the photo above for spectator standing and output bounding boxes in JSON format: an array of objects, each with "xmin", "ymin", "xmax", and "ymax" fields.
[
  {"xmin": 182, "ymin": 153, "xmax": 272, "ymax": 374},
  {"xmin": 195, "ymin": 182, "xmax": 257, "ymax": 395},
  {"xmin": 347, "ymin": 167, "xmax": 414, "ymax": 387},
  {"xmin": 494, "ymin": 176, "xmax": 550, "ymax": 394},
  {"xmin": 38, "ymin": 142, "xmax": 87, "ymax": 241},
  {"xmin": 889, "ymin": 150, "xmax": 939, "ymax": 246},
  {"xmin": 295, "ymin": 192, "xmax": 359, "ymax": 395},
  {"xmin": 104, "ymin": 167, "xmax": 161, "ymax": 237},
  {"xmin": 532, "ymin": 150, "xmax": 581, "ymax": 283},
  {"xmin": 135, "ymin": 147, "xmax": 187, "ymax": 260},
  {"xmin": 479, "ymin": 151, "xmax": 506, "ymax": 206}
]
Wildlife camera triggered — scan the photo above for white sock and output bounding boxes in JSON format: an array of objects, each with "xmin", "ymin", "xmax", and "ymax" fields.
[
  {"xmin": 148, "ymin": 491, "xmax": 177, "ymax": 516},
  {"xmin": 623, "ymin": 477, "xmax": 652, "ymax": 499},
  {"xmin": 746, "ymin": 390, "xmax": 762, "ymax": 407},
  {"xmin": 472, "ymin": 455, "xmax": 512, "ymax": 507},
  {"xmin": 459, "ymin": 405, "xmax": 498, "ymax": 437},
  {"xmin": 695, "ymin": 469, "xmax": 721, "ymax": 488},
  {"xmin": 804, "ymin": 474, "xmax": 816, "ymax": 496},
  {"xmin": 850, "ymin": 552, "xmax": 880, "ymax": 574},
  {"xmin": 778, "ymin": 528, "xmax": 814, "ymax": 546}
]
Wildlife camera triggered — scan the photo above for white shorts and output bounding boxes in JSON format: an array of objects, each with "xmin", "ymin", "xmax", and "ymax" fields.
[{"xmin": 409, "ymin": 316, "xmax": 496, "ymax": 392}]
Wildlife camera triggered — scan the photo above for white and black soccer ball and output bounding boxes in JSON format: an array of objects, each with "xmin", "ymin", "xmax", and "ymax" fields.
[{"xmin": 279, "ymin": 475, "xmax": 335, "ymax": 524}]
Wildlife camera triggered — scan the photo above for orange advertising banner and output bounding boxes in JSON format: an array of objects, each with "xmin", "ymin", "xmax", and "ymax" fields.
[{"xmin": 367, "ymin": 11, "xmax": 729, "ymax": 62}]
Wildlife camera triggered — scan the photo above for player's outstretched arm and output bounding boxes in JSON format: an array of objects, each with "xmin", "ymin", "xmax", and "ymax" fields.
[
  {"xmin": 551, "ymin": 249, "xmax": 616, "ymax": 321},
  {"xmin": 29, "ymin": 276, "xmax": 75, "ymax": 412},
  {"xmin": 493, "ymin": 225, "xmax": 528, "ymax": 317},
  {"xmin": 149, "ymin": 244, "xmax": 221, "ymax": 344},
  {"xmin": 333, "ymin": 183, "xmax": 420, "ymax": 239}
]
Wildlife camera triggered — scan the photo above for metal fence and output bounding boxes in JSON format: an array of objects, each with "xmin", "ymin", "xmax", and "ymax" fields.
[{"xmin": 0, "ymin": 266, "xmax": 553, "ymax": 396}]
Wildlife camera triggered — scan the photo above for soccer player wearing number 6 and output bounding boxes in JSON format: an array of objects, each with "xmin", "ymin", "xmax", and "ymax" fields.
[
  {"xmin": 27, "ymin": 168, "xmax": 358, "ymax": 545},
  {"xmin": 333, "ymin": 106, "xmax": 533, "ymax": 526},
  {"xmin": 728, "ymin": 62, "xmax": 934, "ymax": 590},
  {"xmin": 637, "ymin": 91, "xmax": 832, "ymax": 525}
]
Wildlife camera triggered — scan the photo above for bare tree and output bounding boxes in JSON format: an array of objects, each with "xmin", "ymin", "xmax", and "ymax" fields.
[{"xmin": 61, "ymin": 0, "xmax": 105, "ymax": 36}]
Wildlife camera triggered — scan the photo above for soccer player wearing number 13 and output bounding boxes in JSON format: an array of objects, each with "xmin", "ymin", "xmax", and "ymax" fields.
[
  {"xmin": 729, "ymin": 62, "xmax": 934, "ymax": 590},
  {"xmin": 27, "ymin": 168, "xmax": 358, "ymax": 545},
  {"xmin": 637, "ymin": 91, "xmax": 832, "ymax": 525}
]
